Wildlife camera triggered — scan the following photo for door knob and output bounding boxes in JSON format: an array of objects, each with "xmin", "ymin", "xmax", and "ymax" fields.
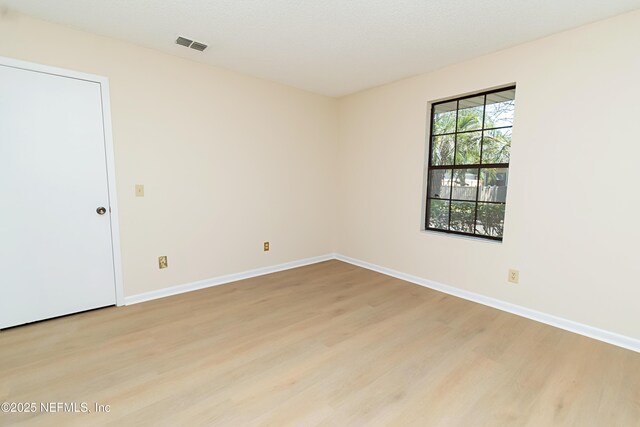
[{"xmin": 96, "ymin": 207, "xmax": 107, "ymax": 215}]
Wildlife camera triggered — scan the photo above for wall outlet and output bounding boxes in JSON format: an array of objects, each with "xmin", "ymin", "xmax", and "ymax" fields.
[
  {"xmin": 135, "ymin": 184, "xmax": 145, "ymax": 197},
  {"xmin": 508, "ymin": 269, "xmax": 519, "ymax": 284},
  {"xmin": 159, "ymin": 256, "xmax": 168, "ymax": 269},
  {"xmin": 263, "ymin": 241, "xmax": 270, "ymax": 252}
]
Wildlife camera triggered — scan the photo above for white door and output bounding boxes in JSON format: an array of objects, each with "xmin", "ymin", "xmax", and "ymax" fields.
[{"xmin": 0, "ymin": 63, "xmax": 117, "ymax": 329}]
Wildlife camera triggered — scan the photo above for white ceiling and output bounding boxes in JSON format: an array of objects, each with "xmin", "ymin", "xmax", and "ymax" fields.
[{"xmin": 2, "ymin": 0, "xmax": 639, "ymax": 96}]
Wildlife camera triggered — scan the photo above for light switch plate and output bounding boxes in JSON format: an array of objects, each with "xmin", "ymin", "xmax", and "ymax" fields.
[{"xmin": 135, "ymin": 184, "xmax": 144, "ymax": 197}]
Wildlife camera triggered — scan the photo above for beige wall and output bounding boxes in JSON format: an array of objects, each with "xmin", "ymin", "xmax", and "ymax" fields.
[
  {"xmin": 2, "ymin": 9, "xmax": 639, "ymax": 340},
  {"xmin": 337, "ymin": 10, "xmax": 640, "ymax": 339},
  {"xmin": 0, "ymin": 12, "xmax": 338, "ymax": 296}
]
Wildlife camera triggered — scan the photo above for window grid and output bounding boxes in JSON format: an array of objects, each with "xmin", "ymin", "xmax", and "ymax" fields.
[
  {"xmin": 472, "ymin": 95, "xmax": 486, "ymax": 234},
  {"xmin": 432, "ymin": 124, "xmax": 513, "ymax": 137},
  {"xmin": 425, "ymin": 86, "xmax": 515, "ymax": 241}
]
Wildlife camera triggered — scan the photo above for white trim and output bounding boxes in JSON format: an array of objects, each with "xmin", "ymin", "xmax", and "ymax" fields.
[
  {"xmin": 99, "ymin": 79, "xmax": 125, "ymax": 306},
  {"xmin": 334, "ymin": 254, "xmax": 640, "ymax": 353},
  {"xmin": 124, "ymin": 254, "xmax": 335, "ymax": 305},
  {"xmin": 0, "ymin": 55, "xmax": 126, "ymax": 307},
  {"xmin": 124, "ymin": 251, "xmax": 639, "ymax": 352},
  {"xmin": 0, "ymin": 55, "xmax": 112, "ymax": 83}
]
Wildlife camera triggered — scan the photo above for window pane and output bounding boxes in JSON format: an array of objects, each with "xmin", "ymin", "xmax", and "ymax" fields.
[
  {"xmin": 457, "ymin": 96, "xmax": 484, "ymax": 132},
  {"xmin": 427, "ymin": 199, "xmax": 450, "ymax": 230},
  {"xmin": 450, "ymin": 201, "xmax": 475, "ymax": 233},
  {"xmin": 432, "ymin": 101, "xmax": 457, "ymax": 135},
  {"xmin": 428, "ymin": 169, "xmax": 452, "ymax": 199},
  {"xmin": 482, "ymin": 128, "xmax": 511, "ymax": 164},
  {"xmin": 476, "ymin": 203, "xmax": 506, "ymax": 238},
  {"xmin": 451, "ymin": 168, "xmax": 478, "ymax": 201},
  {"xmin": 455, "ymin": 131, "xmax": 481, "ymax": 165},
  {"xmin": 431, "ymin": 134, "xmax": 455, "ymax": 165},
  {"xmin": 426, "ymin": 87, "xmax": 514, "ymax": 241},
  {"xmin": 479, "ymin": 168, "xmax": 509, "ymax": 203},
  {"xmin": 485, "ymin": 89, "xmax": 515, "ymax": 128}
]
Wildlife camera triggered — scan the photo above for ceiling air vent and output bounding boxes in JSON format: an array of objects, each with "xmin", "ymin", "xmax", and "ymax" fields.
[
  {"xmin": 175, "ymin": 36, "xmax": 208, "ymax": 52},
  {"xmin": 176, "ymin": 36, "xmax": 192, "ymax": 47},
  {"xmin": 190, "ymin": 41, "xmax": 208, "ymax": 52}
]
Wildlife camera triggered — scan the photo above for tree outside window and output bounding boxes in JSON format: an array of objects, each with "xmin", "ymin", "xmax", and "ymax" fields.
[{"xmin": 425, "ymin": 87, "xmax": 515, "ymax": 241}]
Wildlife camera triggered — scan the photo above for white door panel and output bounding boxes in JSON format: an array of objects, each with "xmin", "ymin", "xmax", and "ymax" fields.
[{"xmin": 0, "ymin": 64, "xmax": 116, "ymax": 328}]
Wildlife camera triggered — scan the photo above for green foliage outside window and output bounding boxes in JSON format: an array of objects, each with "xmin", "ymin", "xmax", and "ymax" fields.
[{"xmin": 426, "ymin": 87, "xmax": 515, "ymax": 240}]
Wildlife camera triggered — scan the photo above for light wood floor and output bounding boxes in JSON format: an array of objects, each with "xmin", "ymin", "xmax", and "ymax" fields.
[{"xmin": 1, "ymin": 260, "xmax": 639, "ymax": 426}]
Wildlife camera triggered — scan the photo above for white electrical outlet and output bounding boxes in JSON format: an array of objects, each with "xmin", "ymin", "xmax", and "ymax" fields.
[
  {"xmin": 508, "ymin": 269, "xmax": 519, "ymax": 284},
  {"xmin": 159, "ymin": 256, "xmax": 168, "ymax": 269}
]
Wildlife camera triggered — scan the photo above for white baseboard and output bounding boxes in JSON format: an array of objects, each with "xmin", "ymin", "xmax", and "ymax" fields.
[
  {"xmin": 124, "ymin": 251, "xmax": 639, "ymax": 353},
  {"xmin": 124, "ymin": 254, "xmax": 334, "ymax": 305},
  {"xmin": 334, "ymin": 254, "xmax": 640, "ymax": 353}
]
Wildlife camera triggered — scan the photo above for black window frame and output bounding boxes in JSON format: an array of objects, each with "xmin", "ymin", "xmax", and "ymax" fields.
[{"xmin": 425, "ymin": 85, "xmax": 516, "ymax": 242}]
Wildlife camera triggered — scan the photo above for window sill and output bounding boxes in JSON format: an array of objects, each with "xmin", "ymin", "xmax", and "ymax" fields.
[{"xmin": 420, "ymin": 228, "xmax": 503, "ymax": 244}]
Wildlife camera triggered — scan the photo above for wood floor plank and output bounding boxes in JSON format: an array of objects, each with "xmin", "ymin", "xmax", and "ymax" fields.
[{"xmin": 1, "ymin": 260, "xmax": 638, "ymax": 426}]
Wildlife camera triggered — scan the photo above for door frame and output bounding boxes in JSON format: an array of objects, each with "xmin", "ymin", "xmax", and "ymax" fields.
[{"xmin": 0, "ymin": 55, "xmax": 125, "ymax": 306}]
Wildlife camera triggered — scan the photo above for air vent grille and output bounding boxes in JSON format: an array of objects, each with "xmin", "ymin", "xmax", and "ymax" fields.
[
  {"xmin": 175, "ymin": 36, "xmax": 208, "ymax": 52},
  {"xmin": 176, "ymin": 36, "xmax": 192, "ymax": 47},
  {"xmin": 190, "ymin": 41, "xmax": 208, "ymax": 52}
]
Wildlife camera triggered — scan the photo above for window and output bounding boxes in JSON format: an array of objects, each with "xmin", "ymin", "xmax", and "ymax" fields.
[{"xmin": 425, "ymin": 86, "xmax": 515, "ymax": 241}]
